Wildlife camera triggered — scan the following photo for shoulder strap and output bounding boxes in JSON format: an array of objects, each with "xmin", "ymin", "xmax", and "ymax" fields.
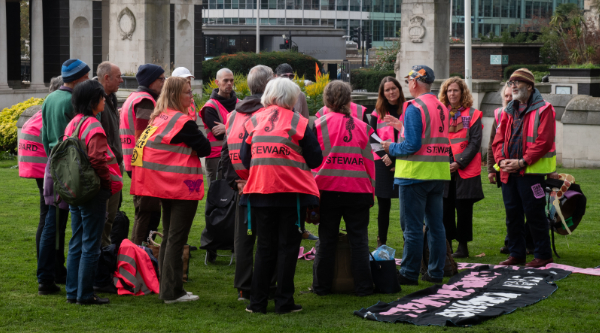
[{"xmin": 72, "ymin": 116, "xmax": 89, "ymax": 139}]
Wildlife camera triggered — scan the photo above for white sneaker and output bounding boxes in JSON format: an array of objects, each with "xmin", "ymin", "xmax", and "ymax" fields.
[{"xmin": 164, "ymin": 294, "xmax": 199, "ymax": 304}]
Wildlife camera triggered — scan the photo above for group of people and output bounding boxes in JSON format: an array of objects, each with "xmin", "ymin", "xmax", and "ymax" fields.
[{"xmin": 20, "ymin": 56, "xmax": 558, "ymax": 312}]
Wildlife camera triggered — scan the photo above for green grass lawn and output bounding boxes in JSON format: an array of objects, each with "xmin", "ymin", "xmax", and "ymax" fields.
[{"xmin": 0, "ymin": 158, "xmax": 599, "ymax": 332}]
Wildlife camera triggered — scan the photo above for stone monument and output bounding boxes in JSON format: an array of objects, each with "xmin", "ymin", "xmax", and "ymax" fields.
[
  {"xmin": 396, "ymin": 0, "xmax": 450, "ymax": 95},
  {"xmin": 109, "ymin": 0, "xmax": 170, "ymax": 74}
]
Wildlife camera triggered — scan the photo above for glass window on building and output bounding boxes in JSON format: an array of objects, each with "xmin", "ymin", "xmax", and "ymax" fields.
[
  {"xmin": 217, "ymin": 17, "xmax": 224, "ymax": 24},
  {"xmin": 209, "ymin": 0, "xmax": 217, "ymax": 9},
  {"xmin": 350, "ymin": 0, "xmax": 360, "ymax": 11},
  {"xmin": 337, "ymin": 0, "xmax": 348, "ymax": 11},
  {"xmin": 484, "ymin": 0, "xmax": 492, "ymax": 17},
  {"xmin": 294, "ymin": 0, "xmax": 302, "ymax": 9},
  {"xmin": 453, "ymin": 0, "xmax": 464, "ymax": 16},
  {"xmin": 225, "ymin": 18, "xmax": 232, "ymax": 24},
  {"xmin": 286, "ymin": 0, "xmax": 294, "ymax": 8},
  {"xmin": 278, "ymin": 0, "xmax": 285, "ymax": 9},
  {"xmin": 277, "ymin": 18, "xmax": 285, "ymax": 25},
  {"xmin": 395, "ymin": 0, "xmax": 401, "ymax": 13},
  {"xmin": 323, "ymin": 19, "xmax": 335, "ymax": 27},
  {"xmin": 362, "ymin": 0, "xmax": 372, "ymax": 12},
  {"xmin": 493, "ymin": 0, "xmax": 501, "ymax": 17},
  {"xmin": 286, "ymin": 18, "xmax": 294, "ymax": 25},
  {"xmin": 373, "ymin": 0, "xmax": 382, "ymax": 12},
  {"xmin": 525, "ymin": 1, "xmax": 532, "ymax": 18},
  {"xmin": 336, "ymin": 19, "xmax": 348, "ymax": 34},
  {"xmin": 294, "ymin": 18, "xmax": 302, "ymax": 25},
  {"xmin": 225, "ymin": 0, "xmax": 232, "ymax": 9},
  {"xmin": 533, "ymin": 1, "xmax": 540, "ymax": 18},
  {"xmin": 372, "ymin": 20, "xmax": 383, "ymax": 41},
  {"xmin": 384, "ymin": 0, "xmax": 394, "ymax": 13},
  {"xmin": 217, "ymin": 0, "xmax": 224, "ymax": 9},
  {"xmin": 232, "ymin": 18, "xmax": 239, "ymax": 24},
  {"xmin": 269, "ymin": 0, "xmax": 277, "ymax": 9},
  {"xmin": 384, "ymin": 20, "xmax": 396, "ymax": 38}
]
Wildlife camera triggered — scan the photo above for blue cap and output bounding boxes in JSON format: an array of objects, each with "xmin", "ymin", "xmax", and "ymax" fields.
[
  {"xmin": 61, "ymin": 59, "xmax": 90, "ymax": 83},
  {"xmin": 136, "ymin": 64, "xmax": 165, "ymax": 88},
  {"xmin": 405, "ymin": 65, "xmax": 435, "ymax": 84}
]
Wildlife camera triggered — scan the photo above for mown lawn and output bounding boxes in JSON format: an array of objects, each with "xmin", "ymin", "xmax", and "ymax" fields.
[{"xmin": 0, "ymin": 158, "xmax": 599, "ymax": 332}]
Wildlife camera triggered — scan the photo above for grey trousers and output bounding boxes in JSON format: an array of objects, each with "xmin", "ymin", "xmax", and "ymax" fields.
[
  {"xmin": 204, "ymin": 157, "xmax": 220, "ymax": 185},
  {"xmin": 158, "ymin": 199, "xmax": 198, "ymax": 301},
  {"xmin": 102, "ymin": 190, "xmax": 121, "ymax": 247}
]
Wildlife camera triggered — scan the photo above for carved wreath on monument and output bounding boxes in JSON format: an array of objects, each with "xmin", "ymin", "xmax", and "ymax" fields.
[
  {"xmin": 408, "ymin": 16, "xmax": 426, "ymax": 43},
  {"xmin": 117, "ymin": 7, "xmax": 136, "ymax": 40}
]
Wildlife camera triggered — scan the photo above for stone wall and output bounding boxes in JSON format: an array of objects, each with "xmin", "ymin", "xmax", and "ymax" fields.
[{"xmin": 449, "ymin": 43, "xmax": 542, "ymax": 81}]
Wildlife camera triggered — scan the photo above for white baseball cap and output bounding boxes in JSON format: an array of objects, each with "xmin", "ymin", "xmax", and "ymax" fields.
[{"xmin": 172, "ymin": 67, "xmax": 195, "ymax": 79}]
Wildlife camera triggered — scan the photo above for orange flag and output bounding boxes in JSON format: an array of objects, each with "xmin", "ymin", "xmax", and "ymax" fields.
[{"xmin": 315, "ymin": 63, "xmax": 321, "ymax": 78}]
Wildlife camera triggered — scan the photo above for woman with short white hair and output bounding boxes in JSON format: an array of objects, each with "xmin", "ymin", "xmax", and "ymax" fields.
[{"xmin": 239, "ymin": 77, "xmax": 323, "ymax": 314}]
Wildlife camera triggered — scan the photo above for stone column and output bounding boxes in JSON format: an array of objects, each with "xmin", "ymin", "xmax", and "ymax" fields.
[
  {"xmin": 70, "ymin": 0, "xmax": 94, "ymax": 69},
  {"xmin": 0, "ymin": 0, "xmax": 11, "ymax": 90},
  {"xmin": 30, "ymin": 0, "xmax": 45, "ymax": 89},
  {"xmin": 173, "ymin": 1, "xmax": 195, "ymax": 75},
  {"xmin": 397, "ymin": 0, "xmax": 450, "ymax": 95}
]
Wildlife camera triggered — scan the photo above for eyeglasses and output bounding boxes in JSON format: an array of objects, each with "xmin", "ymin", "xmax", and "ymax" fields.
[
  {"xmin": 405, "ymin": 79, "xmax": 413, "ymax": 85},
  {"xmin": 507, "ymin": 80, "xmax": 521, "ymax": 87}
]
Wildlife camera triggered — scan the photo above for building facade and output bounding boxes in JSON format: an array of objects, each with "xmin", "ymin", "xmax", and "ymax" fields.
[{"xmin": 202, "ymin": 0, "xmax": 584, "ymax": 48}]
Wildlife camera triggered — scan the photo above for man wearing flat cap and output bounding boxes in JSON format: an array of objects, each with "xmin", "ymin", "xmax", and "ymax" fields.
[
  {"xmin": 492, "ymin": 68, "xmax": 557, "ymax": 268},
  {"xmin": 120, "ymin": 63, "xmax": 166, "ymax": 245},
  {"xmin": 381, "ymin": 65, "xmax": 451, "ymax": 285}
]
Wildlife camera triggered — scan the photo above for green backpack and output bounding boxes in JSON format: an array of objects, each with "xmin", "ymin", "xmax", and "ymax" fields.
[{"xmin": 49, "ymin": 116, "xmax": 101, "ymax": 206}]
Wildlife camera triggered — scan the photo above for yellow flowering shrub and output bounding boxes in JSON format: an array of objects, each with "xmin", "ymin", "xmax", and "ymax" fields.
[{"xmin": 0, "ymin": 97, "xmax": 44, "ymax": 152}]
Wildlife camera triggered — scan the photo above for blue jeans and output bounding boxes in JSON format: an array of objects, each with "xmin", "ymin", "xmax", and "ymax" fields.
[
  {"xmin": 66, "ymin": 189, "xmax": 111, "ymax": 301},
  {"xmin": 501, "ymin": 175, "xmax": 552, "ymax": 260},
  {"xmin": 399, "ymin": 181, "xmax": 446, "ymax": 281}
]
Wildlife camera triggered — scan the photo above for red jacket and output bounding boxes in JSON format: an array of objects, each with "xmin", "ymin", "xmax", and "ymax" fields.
[{"xmin": 492, "ymin": 89, "xmax": 555, "ymax": 184}]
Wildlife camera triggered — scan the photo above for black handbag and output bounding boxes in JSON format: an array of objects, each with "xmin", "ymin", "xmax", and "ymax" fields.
[
  {"xmin": 370, "ymin": 253, "xmax": 401, "ymax": 294},
  {"xmin": 200, "ymin": 162, "xmax": 236, "ymax": 251}
]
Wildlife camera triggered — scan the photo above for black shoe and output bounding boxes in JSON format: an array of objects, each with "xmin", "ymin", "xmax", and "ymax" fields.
[
  {"xmin": 452, "ymin": 242, "xmax": 469, "ymax": 258},
  {"xmin": 238, "ymin": 289, "xmax": 250, "ymax": 301},
  {"xmin": 38, "ymin": 282, "xmax": 60, "ymax": 295},
  {"xmin": 397, "ymin": 272, "xmax": 418, "ymax": 286},
  {"xmin": 189, "ymin": 245, "xmax": 198, "ymax": 251},
  {"xmin": 421, "ymin": 272, "xmax": 443, "ymax": 284},
  {"xmin": 276, "ymin": 304, "xmax": 302, "ymax": 314},
  {"xmin": 245, "ymin": 305, "xmax": 266, "ymax": 314},
  {"xmin": 207, "ymin": 250, "xmax": 217, "ymax": 263},
  {"xmin": 66, "ymin": 299, "xmax": 77, "ymax": 304},
  {"xmin": 500, "ymin": 246, "xmax": 509, "ymax": 254},
  {"xmin": 77, "ymin": 294, "xmax": 110, "ymax": 305},
  {"xmin": 93, "ymin": 284, "xmax": 118, "ymax": 294}
]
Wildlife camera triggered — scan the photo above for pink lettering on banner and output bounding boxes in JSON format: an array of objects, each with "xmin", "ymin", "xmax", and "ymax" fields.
[{"xmin": 380, "ymin": 270, "xmax": 500, "ymax": 316}]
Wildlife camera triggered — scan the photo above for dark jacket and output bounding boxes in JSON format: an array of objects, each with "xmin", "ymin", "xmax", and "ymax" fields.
[
  {"xmin": 220, "ymin": 94, "xmax": 264, "ymax": 189},
  {"xmin": 444, "ymin": 116, "xmax": 484, "ymax": 201},
  {"xmin": 99, "ymin": 93, "xmax": 123, "ymax": 164},
  {"xmin": 203, "ymin": 88, "xmax": 238, "ymax": 141},
  {"xmin": 492, "ymin": 88, "xmax": 555, "ymax": 184}
]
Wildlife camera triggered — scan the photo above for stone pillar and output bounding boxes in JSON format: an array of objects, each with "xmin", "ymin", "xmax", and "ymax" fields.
[
  {"xmin": 0, "ymin": 0, "xmax": 11, "ymax": 90},
  {"xmin": 397, "ymin": 0, "xmax": 450, "ymax": 96},
  {"xmin": 30, "ymin": 0, "xmax": 46, "ymax": 89},
  {"xmin": 70, "ymin": 0, "xmax": 94, "ymax": 69},
  {"xmin": 109, "ymin": 0, "xmax": 170, "ymax": 75},
  {"xmin": 173, "ymin": 1, "xmax": 195, "ymax": 76}
]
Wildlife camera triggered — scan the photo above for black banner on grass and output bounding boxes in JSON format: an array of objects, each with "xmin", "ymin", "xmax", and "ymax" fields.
[{"xmin": 354, "ymin": 265, "xmax": 570, "ymax": 327}]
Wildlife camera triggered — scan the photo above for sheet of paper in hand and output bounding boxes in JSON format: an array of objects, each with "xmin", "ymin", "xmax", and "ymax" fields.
[{"xmin": 354, "ymin": 265, "xmax": 570, "ymax": 327}]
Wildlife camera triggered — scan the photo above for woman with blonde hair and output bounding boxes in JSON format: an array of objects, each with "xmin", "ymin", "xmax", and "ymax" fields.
[
  {"xmin": 438, "ymin": 77, "xmax": 484, "ymax": 258},
  {"xmin": 312, "ymin": 81, "xmax": 375, "ymax": 297},
  {"xmin": 130, "ymin": 76, "xmax": 211, "ymax": 304},
  {"xmin": 370, "ymin": 76, "xmax": 406, "ymax": 247}
]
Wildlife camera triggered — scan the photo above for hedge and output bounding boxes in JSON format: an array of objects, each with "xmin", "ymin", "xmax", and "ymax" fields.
[
  {"xmin": 503, "ymin": 64, "xmax": 551, "ymax": 80},
  {"xmin": 0, "ymin": 97, "xmax": 45, "ymax": 153},
  {"xmin": 350, "ymin": 68, "xmax": 396, "ymax": 92},
  {"xmin": 203, "ymin": 51, "xmax": 323, "ymax": 82}
]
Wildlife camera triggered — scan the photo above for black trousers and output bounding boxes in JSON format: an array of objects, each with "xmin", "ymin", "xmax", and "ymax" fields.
[
  {"xmin": 312, "ymin": 198, "xmax": 373, "ymax": 296},
  {"xmin": 501, "ymin": 175, "xmax": 552, "ymax": 260},
  {"xmin": 249, "ymin": 206, "xmax": 303, "ymax": 313},
  {"xmin": 35, "ymin": 178, "xmax": 69, "ymax": 278},
  {"xmin": 377, "ymin": 197, "xmax": 392, "ymax": 244},
  {"xmin": 443, "ymin": 180, "xmax": 476, "ymax": 243},
  {"xmin": 158, "ymin": 199, "xmax": 198, "ymax": 301},
  {"xmin": 233, "ymin": 195, "xmax": 277, "ymax": 294}
]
